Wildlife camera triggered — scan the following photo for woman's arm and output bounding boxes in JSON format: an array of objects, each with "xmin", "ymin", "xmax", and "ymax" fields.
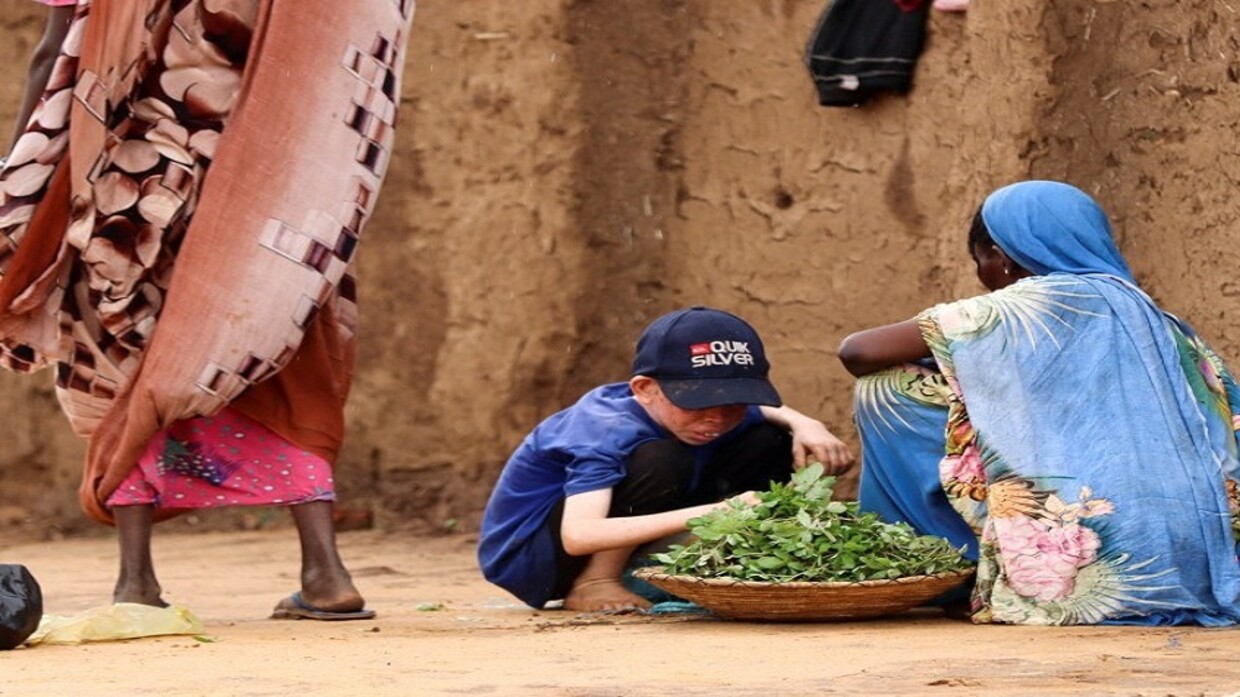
[
  {"xmin": 9, "ymin": 5, "xmax": 75, "ymax": 151},
  {"xmin": 758, "ymin": 404, "xmax": 853, "ymax": 473},
  {"xmin": 559, "ymin": 488, "xmax": 742, "ymax": 556},
  {"xmin": 837, "ymin": 317, "xmax": 931, "ymax": 377}
]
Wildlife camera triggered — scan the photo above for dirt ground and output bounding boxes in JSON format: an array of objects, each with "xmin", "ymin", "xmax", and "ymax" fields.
[{"xmin": 3, "ymin": 529, "xmax": 1239, "ymax": 697}]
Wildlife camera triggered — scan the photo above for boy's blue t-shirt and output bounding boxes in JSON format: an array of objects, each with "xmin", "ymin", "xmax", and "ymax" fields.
[{"xmin": 477, "ymin": 382, "xmax": 763, "ymax": 608}]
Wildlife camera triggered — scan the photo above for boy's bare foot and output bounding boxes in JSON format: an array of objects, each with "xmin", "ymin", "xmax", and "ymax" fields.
[{"xmin": 563, "ymin": 577, "xmax": 652, "ymax": 613}]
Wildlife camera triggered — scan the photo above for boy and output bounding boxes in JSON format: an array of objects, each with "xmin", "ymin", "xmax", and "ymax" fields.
[{"xmin": 478, "ymin": 307, "xmax": 853, "ymax": 612}]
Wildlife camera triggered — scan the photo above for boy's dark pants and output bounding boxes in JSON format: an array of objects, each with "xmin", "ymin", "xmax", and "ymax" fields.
[{"xmin": 547, "ymin": 422, "xmax": 794, "ymax": 599}]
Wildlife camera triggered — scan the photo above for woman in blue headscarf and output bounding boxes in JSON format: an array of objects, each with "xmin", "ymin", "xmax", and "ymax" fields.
[{"xmin": 838, "ymin": 180, "xmax": 1240, "ymax": 625}]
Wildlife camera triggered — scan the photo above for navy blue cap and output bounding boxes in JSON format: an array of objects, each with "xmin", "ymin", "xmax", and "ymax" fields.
[{"xmin": 631, "ymin": 306, "xmax": 782, "ymax": 409}]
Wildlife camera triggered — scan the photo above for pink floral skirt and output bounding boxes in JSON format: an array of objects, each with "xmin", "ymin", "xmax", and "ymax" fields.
[{"xmin": 106, "ymin": 407, "xmax": 336, "ymax": 510}]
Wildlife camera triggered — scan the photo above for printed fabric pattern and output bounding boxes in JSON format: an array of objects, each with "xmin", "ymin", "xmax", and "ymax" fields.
[
  {"xmin": 857, "ymin": 275, "xmax": 1240, "ymax": 625},
  {"xmin": 108, "ymin": 405, "xmax": 336, "ymax": 508},
  {"xmin": 0, "ymin": 0, "xmax": 415, "ymax": 522},
  {"xmin": 856, "ymin": 180, "xmax": 1240, "ymax": 625}
]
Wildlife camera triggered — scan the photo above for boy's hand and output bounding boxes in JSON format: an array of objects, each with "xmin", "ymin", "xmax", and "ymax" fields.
[
  {"xmin": 709, "ymin": 491, "xmax": 759, "ymax": 512},
  {"xmin": 759, "ymin": 405, "xmax": 855, "ymax": 474},
  {"xmin": 789, "ymin": 418, "xmax": 853, "ymax": 474},
  {"xmin": 727, "ymin": 491, "xmax": 761, "ymax": 507}
]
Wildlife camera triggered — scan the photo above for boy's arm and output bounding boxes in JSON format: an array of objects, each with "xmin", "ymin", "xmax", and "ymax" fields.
[
  {"xmin": 759, "ymin": 405, "xmax": 853, "ymax": 474},
  {"xmin": 559, "ymin": 488, "xmax": 747, "ymax": 556}
]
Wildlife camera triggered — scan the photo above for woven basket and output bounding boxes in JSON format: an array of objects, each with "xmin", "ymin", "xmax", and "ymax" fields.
[{"xmin": 632, "ymin": 567, "xmax": 974, "ymax": 622}]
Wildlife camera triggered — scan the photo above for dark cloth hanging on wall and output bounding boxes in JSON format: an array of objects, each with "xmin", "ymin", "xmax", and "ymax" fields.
[{"xmin": 805, "ymin": 0, "xmax": 931, "ymax": 107}]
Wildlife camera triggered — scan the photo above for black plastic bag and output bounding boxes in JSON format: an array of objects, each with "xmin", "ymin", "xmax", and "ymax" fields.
[{"xmin": 0, "ymin": 564, "xmax": 43, "ymax": 649}]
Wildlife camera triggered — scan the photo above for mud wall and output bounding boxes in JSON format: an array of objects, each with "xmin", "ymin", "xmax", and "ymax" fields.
[{"xmin": 1, "ymin": 1, "xmax": 1239, "ymax": 536}]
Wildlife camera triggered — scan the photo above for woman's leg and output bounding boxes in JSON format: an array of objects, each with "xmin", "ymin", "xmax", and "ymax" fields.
[
  {"xmin": 854, "ymin": 367, "xmax": 977, "ymax": 615},
  {"xmin": 112, "ymin": 504, "xmax": 167, "ymax": 607},
  {"xmin": 288, "ymin": 501, "xmax": 365, "ymax": 612},
  {"xmin": 854, "ymin": 369, "xmax": 978, "ymax": 558}
]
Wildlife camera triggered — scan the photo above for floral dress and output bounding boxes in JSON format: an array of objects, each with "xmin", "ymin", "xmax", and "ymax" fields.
[{"xmin": 856, "ymin": 275, "xmax": 1240, "ymax": 625}]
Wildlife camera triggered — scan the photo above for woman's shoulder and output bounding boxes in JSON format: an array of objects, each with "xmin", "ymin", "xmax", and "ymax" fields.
[
  {"xmin": 922, "ymin": 275, "xmax": 1103, "ymax": 343},
  {"xmin": 931, "ymin": 274, "xmax": 1094, "ymax": 313}
]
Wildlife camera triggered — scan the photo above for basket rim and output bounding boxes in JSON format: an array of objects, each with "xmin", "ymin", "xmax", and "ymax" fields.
[{"xmin": 631, "ymin": 565, "xmax": 975, "ymax": 590}]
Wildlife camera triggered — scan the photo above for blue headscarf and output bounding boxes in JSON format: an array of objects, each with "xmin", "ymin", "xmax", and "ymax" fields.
[{"xmin": 981, "ymin": 180, "xmax": 1134, "ymax": 281}]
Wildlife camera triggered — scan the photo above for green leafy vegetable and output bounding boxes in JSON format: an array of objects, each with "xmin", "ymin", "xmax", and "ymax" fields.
[{"xmin": 652, "ymin": 463, "xmax": 972, "ymax": 583}]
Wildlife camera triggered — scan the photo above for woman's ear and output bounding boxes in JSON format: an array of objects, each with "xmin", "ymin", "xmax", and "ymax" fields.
[
  {"xmin": 999, "ymin": 249, "xmax": 1032, "ymax": 280},
  {"xmin": 629, "ymin": 376, "xmax": 659, "ymax": 405}
]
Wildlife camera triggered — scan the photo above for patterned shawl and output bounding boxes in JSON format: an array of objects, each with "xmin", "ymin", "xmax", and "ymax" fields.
[
  {"xmin": 857, "ymin": 181, "xmax": 1240, "ymax": 625},
  {"xmin": 0, "ymin": 0, "xmax": 415, "ymax": 523}
]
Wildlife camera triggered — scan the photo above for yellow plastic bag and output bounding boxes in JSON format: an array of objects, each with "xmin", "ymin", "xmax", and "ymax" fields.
[{"xmin": 25, "ymin": 603, "xmax": 205, "ymax": 646}]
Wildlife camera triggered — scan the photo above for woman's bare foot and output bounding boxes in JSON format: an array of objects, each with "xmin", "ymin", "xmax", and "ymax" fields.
[
  {"xmin": 112, "ymin": 578, "xmax": 168, "ymax": 607},
  {"xmin": 298, "ymin": 571, "xmax": 366, "ymax": 613},
  {"xmin": 289, "ymin": 501, "xmax": 370, "ymax": 614},
  {"xmin": 563, "ymin": 577, "xmax": 652, "ymax": 613}
]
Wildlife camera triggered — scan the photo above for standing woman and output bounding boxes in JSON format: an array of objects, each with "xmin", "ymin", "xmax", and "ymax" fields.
[
  {"xmin": 0, "ymin": 0, "xmax": 415, "ymax": 619},
  {"xmin": 838, "ymin": 181, "xmax": 1240, "ymax": 625}
]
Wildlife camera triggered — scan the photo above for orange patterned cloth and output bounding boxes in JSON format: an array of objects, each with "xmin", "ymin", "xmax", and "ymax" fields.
[{"xmin": 0, "ymin": 0, "xmax": 415, "ymax": 523}]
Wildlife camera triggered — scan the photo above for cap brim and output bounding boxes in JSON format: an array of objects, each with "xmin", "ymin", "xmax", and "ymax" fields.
[{"xmin": 658, "ymin": 377, "xmax": 782, "ymax": 410}]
